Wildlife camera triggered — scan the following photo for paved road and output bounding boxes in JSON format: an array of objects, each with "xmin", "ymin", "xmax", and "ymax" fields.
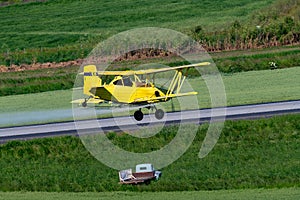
[{"xmin": 0, "ymin": 100, "xmax": 299, "ymax": 142}]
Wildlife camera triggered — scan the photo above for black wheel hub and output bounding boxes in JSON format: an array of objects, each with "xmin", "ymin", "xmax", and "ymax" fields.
[{"xmin": 134, "ymin": 110, "xmax": 144, "ymax": 121}]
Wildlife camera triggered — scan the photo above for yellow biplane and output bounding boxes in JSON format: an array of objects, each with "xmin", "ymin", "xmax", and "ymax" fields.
[{"xmin": 73, "ymin": 62, "xmax": 210, "ymax": 121}]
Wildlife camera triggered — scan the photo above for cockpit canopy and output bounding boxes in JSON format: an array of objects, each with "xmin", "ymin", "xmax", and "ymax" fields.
[
  {"xmin": 112, "ymin": 76, "xmax": 133, "ymax": 86},
  {"xmin": 110, "ymin": 75, "xmax": 152, "ymax": 87}
]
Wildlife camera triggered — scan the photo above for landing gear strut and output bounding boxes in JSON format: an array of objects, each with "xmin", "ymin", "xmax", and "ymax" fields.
[
  {"xmin": 82, "ymin": 98, "xmax": 87, "ymax": 107},
  {"xmin": 82, "ymin": 96, "xmax": 94, "ymax": 107}
]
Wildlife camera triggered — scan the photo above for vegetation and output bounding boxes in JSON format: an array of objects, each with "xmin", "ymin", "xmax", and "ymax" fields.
[
  {"xmin": 0, "ymin": 0, "xmax": 299, "ymax": 67},
  {"xmin": 0, "ymin": 66, "xmax": 77, "ymax": 96},
  {"xmin": 0, "ymin": 0, "xmax": 42, "ymax": 6},
  {"xmin": 0, "ymin": 66, "xmax": 299, "ymax": 117},
  {"xmin": 0, "ymin": 89, "xmax": 72, "ymax": 114},
  {"xmin": 214, "ymin": 47, "xmax": 300, "ymax": 73},
  {"xmin": 1, "ymin": 47, "xmax": 299, "ymax": 97},
  {"xmin": 0, "ymin": 0, "xmax": 299, "ymax": 197},
  {"xmin": 0, "ymin": 188, "xmax": 300, "ymax": 200},
  {"xmin": 0, "ymin": 0, "xmax": 290, "ymax": 66},
  {"xmin": 192, "ymin": 0, "xmax": 300, "ymax": 51},
  {"xmin": 0, "ymin": 114, "xmax": 299, "ymax": 192}
]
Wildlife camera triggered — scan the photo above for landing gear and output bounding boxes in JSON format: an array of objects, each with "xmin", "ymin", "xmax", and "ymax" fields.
[
  {"xmin": 81, "ymin": 96, "xmax": 93, "ymax": 107},
  {"xmin": 155, "ymin": 109, "xmax": 164, "ymax": 120},
  {"xmin": 133, "ymin": 107, "xmax": 165, "ymax": 121},
  {"xmin": 82, "ymin": 99, "xmax": 87, "ymax": 107},
  {"xmin": 134, "ymin": 109, "xmax": 144, "ymax": 121}
]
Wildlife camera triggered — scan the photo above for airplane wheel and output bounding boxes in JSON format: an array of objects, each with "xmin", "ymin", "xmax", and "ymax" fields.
[
  {"xmin": 134, "ymin": 110, "xmax": 143, "ymax": 121},
  {"xmin": 155, "ymin": 109, "xmax": 164, "ymax": 120},
  {"xmin": 82, "ymin": 101, "xmax": 87, "ymax": 107}
]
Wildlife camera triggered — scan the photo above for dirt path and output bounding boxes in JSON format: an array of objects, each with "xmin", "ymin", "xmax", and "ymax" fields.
[
  {"xmin": 0, "ymin": 59, "xmax": 83, "ymax": 72},
  {"xmin": 0, "ymin": 45, "xmax": 299, "ymax": 73}
]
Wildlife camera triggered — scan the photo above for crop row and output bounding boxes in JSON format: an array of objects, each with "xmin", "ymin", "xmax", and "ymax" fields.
[{"xmin": 1, "ymin": 0, "xmax": 299, "ymax": 66}]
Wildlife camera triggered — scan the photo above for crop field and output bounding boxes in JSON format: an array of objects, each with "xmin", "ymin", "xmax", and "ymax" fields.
[
  {"xmin": 0, "ymin": 188, "xmax": 299, "ymax": 200},
  {"xmin": 1, "ymin": 0, "xmax": 290, "ymax": 66},
  {"xmin": 0, "ymin": 0, "xmax": 275, "ymax": 50}
]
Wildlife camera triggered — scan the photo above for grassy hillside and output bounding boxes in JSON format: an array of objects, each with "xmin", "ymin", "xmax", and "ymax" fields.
[
  {"xmin": 0, "ymin": 0, "xmax": 279, "ymax": 65},
  {"xmin": 0, "ymin": 0, "xmax": 275, "ymax": 46},
  {"xmin": 1, "ymin": 0, "xmax": 299, "ymax": 66},
  {"xmin": 193, "ymin": 0, "xmax": 300, "ymax": 50},
  {"xmin": 0, "ymin": 114, "xmax": 299, "ymax": 192}
]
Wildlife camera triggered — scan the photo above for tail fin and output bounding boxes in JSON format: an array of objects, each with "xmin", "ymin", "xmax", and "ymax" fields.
[{"xmin": 83, "ymin": 65, "xmax": 102, "ymax": 96}]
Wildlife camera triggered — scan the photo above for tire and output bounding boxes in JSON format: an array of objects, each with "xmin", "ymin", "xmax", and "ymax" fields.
[
  {"xmin": 82, "ymin": 101, "xmax": 87, "ymax": 107},
  {"xmin": 155, "ymin": 109, "xmax": 164, "ymax": 120},
  {"xmin": 134, "ymin": 110, "xmax": 143, "ymax": 121}
]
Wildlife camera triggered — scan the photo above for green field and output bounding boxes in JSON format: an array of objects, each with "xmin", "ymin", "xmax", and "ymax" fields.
[
  {"xmin": 1, "ymin": 66, "xmax": 299, "ymax": 114},
  {"xmin": 1, "ymin": 0, "xmax": 289, "ymax": 66},
  {"xmin": 0, "ymin": 0, "xmax": 300, "ymax": 196},
  {"xmin": 1, "ymin": 46, "xmax": 299, "ymax": 97},
  {"xmin": 0, "ymin": 188, "xmax": 299, "ymax": 200},
  {"xmin": 0, "ymin": 66, "xmax": 299, "ymax": 127},
  {"xmin": 0, "ymin": 114, "xmax": 299, "ymax": 192},
  {"xmin": 0, "ymin": 0, "xmax": 275, "ymax": 50},
  {"xmin": 0, "ymin": 0, "xmax": 299, "ymax": 67}
]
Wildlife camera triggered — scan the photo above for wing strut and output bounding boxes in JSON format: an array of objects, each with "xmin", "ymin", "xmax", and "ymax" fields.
[{"xmin": 166, "ymin": 69, "xmax": 188, "ymax": 99}]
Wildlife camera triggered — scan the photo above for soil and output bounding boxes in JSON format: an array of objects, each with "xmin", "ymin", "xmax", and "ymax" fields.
[
  {"xmin": 0, "ymin": 59, "xmax": 83, "ymax": 72},
  {"xmin": 0, "ymin": 49, "xmax": 175, "ymax": 73}
]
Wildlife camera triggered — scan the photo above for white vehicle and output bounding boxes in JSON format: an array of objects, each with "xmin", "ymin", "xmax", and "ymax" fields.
[{"xmin": 119, "ymin": 163, "xmax": 162, "ymax": 184}]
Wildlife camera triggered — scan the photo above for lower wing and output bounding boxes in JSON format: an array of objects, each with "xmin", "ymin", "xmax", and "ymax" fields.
[{"xmin": 132, "ymin": 92, "xmax": 198, "ymax": 104}]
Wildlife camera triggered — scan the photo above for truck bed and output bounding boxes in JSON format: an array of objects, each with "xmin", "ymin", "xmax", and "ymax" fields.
[
  {"xmin": 133, "ymin": 171, "xmax": 155, "ymax": 180},
  {"xmin": 119, "ymin": 171, "xmax": 155, "ymax": 184}
]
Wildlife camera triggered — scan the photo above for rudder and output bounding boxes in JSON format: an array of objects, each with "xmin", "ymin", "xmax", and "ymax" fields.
[{"xmin": 83, "ymin": 65, "xmax": 102, "ymax": 96}]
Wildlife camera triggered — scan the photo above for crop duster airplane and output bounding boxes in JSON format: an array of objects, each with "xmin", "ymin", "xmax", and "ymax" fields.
[{"xmin": 73, "ymin": 62, "xmax": 210, "ymax": 121}]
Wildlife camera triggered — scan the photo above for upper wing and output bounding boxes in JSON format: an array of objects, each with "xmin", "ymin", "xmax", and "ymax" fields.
[
  {"xmin": 134, "ymin": 62, "xmax": 211, "ymax": 75},
  {"xmin": 83, "ymin": 62, "xmax": 210, "ymax": 76}
]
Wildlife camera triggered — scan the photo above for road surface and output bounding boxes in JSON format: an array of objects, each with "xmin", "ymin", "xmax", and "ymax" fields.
[{"xmin": 0, "ymin": 100, "xmax": 299, "ymax": 142}]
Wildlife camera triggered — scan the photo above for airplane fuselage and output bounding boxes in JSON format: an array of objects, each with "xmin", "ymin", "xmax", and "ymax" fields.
[{"xmin": 90, "ymin": 83, "xmax": 165, "ymax": 104}]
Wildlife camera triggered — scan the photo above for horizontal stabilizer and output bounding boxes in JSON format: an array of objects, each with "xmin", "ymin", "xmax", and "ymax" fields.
[{"xmin": 71, "ymin": 98, "xmax": 104, "ymax": 104}]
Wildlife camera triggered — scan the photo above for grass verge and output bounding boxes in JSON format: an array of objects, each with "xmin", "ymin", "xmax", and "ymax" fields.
[
  {"xmin": 0, "ymin": 188, "xmax": 299, "ymax": 200},
  {"xmin": 0, "ymin": 114, "xmax": 299, "ymax": 192}
]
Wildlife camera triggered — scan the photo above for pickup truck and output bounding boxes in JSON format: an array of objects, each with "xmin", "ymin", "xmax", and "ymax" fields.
[{"xmin": 119, "ymin": 163, "xmax": 162, "ymax": 185}]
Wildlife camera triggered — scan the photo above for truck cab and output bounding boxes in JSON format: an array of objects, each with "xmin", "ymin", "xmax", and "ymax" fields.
[{"xmin": 135, "ymin": 163, "xmax": 162, "ymax": 180}]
